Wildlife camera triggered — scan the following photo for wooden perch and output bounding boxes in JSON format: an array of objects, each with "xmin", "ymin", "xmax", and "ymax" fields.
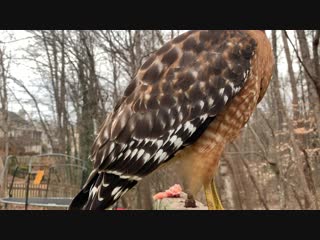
[{"xmin": 153, "ymin": 192, "xmax": 208, "ymax": 210}]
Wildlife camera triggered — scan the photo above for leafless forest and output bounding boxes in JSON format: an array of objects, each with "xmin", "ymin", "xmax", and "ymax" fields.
[{"xmin": 0, "ymin": 30, "xmax": 320, "ymax": 210}]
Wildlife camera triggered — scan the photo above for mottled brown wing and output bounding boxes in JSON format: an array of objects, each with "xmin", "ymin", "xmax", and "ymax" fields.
[{"xmin": 69, "ymin": 30, "xmax": 257, "ymax": 210}]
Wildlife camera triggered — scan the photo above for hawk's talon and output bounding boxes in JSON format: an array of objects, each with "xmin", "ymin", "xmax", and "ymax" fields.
[{"xmin": 184, "ymin": 194, "xmax": 197, "ymax": 208}]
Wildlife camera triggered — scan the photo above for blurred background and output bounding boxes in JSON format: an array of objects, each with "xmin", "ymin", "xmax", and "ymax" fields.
[{"xmin": 0, "ymin": 30, "xmax": 319, "ymax": 210}]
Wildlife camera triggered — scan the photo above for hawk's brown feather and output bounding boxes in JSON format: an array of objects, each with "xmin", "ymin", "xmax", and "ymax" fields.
[{"xmin": 69, "ymin": 30, "xmax": 272, "ymax": 210}]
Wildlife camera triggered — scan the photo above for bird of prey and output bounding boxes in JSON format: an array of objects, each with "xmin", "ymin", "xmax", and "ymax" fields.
[{"xmin": 69, "ymin": 30, "xmax": 274, "ymax": 210}]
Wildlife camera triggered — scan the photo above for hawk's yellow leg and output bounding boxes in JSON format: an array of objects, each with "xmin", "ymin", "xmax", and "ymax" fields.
[{"xmin": 204, "ymin": 179, "xmax": 224, "ymax": 210}]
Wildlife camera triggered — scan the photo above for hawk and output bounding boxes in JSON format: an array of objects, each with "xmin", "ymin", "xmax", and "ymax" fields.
[{"xmin": 69, "ymin": 30, "xmax": 274, "ymax": 210}]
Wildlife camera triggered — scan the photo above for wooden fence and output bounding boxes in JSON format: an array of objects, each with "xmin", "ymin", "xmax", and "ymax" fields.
[
  {"xmin": 8, "ymin": 183, "xmax": 48, "ymax": 198},
  {"xmin": 7, "ymin": 183, "xmax": 80, "ymax": 198}
]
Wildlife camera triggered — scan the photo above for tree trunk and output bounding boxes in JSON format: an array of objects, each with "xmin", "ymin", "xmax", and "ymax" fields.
[
  {"xmin": 272, "ymin": 31, "xmax": 286, "ymax": 128},
  {"xmin": 0, "ymin": 48, "xmax": 9, "ymax": 193},
  {"xmin": 313, "ymin": 31, "xmax": 320, "ymax": 80},
  {"xmin": 296, "ymin": 30, "xmax": 320, "ymax": 128},
  {"xmin": 281, "ymin": 30, "xmax": 300, "ymax": 122},
  {"xmin": 218, "ymin": 158, "xmax": 236, "ymax": 209},
  {"xmin": 223, "ymin": 156, "xmax": 244, "ymax": 209},
  {"xmin": 78, "ymin": 54, "xmax": 94, "ymax": 172}
]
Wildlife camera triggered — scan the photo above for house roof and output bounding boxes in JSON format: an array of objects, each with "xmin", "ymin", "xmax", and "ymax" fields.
[{"xmin": 0, "ymin": 111, "xmax": 32, "ymax": 128}]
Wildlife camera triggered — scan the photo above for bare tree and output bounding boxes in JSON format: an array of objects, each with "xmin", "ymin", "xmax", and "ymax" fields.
[
  {"xmin": 0, "ymin": 46, "xmax": 9, "ymax": 192},
  {"xmin": 281, "ymin": 31, "xmax": 300, "ymax": 122}
]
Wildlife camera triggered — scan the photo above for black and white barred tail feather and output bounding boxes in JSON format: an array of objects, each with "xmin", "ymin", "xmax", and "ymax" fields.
[
  {"xmin": 69, "ymin": 30, "xmax": 257, "ymax": 210},
  {"xmin": 68, "ymin": 171, "xmax": 98, "ymax": 210},
  {"xmin": 69, "ymin": 171, "xmax": 138, "ymax": 210}
]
